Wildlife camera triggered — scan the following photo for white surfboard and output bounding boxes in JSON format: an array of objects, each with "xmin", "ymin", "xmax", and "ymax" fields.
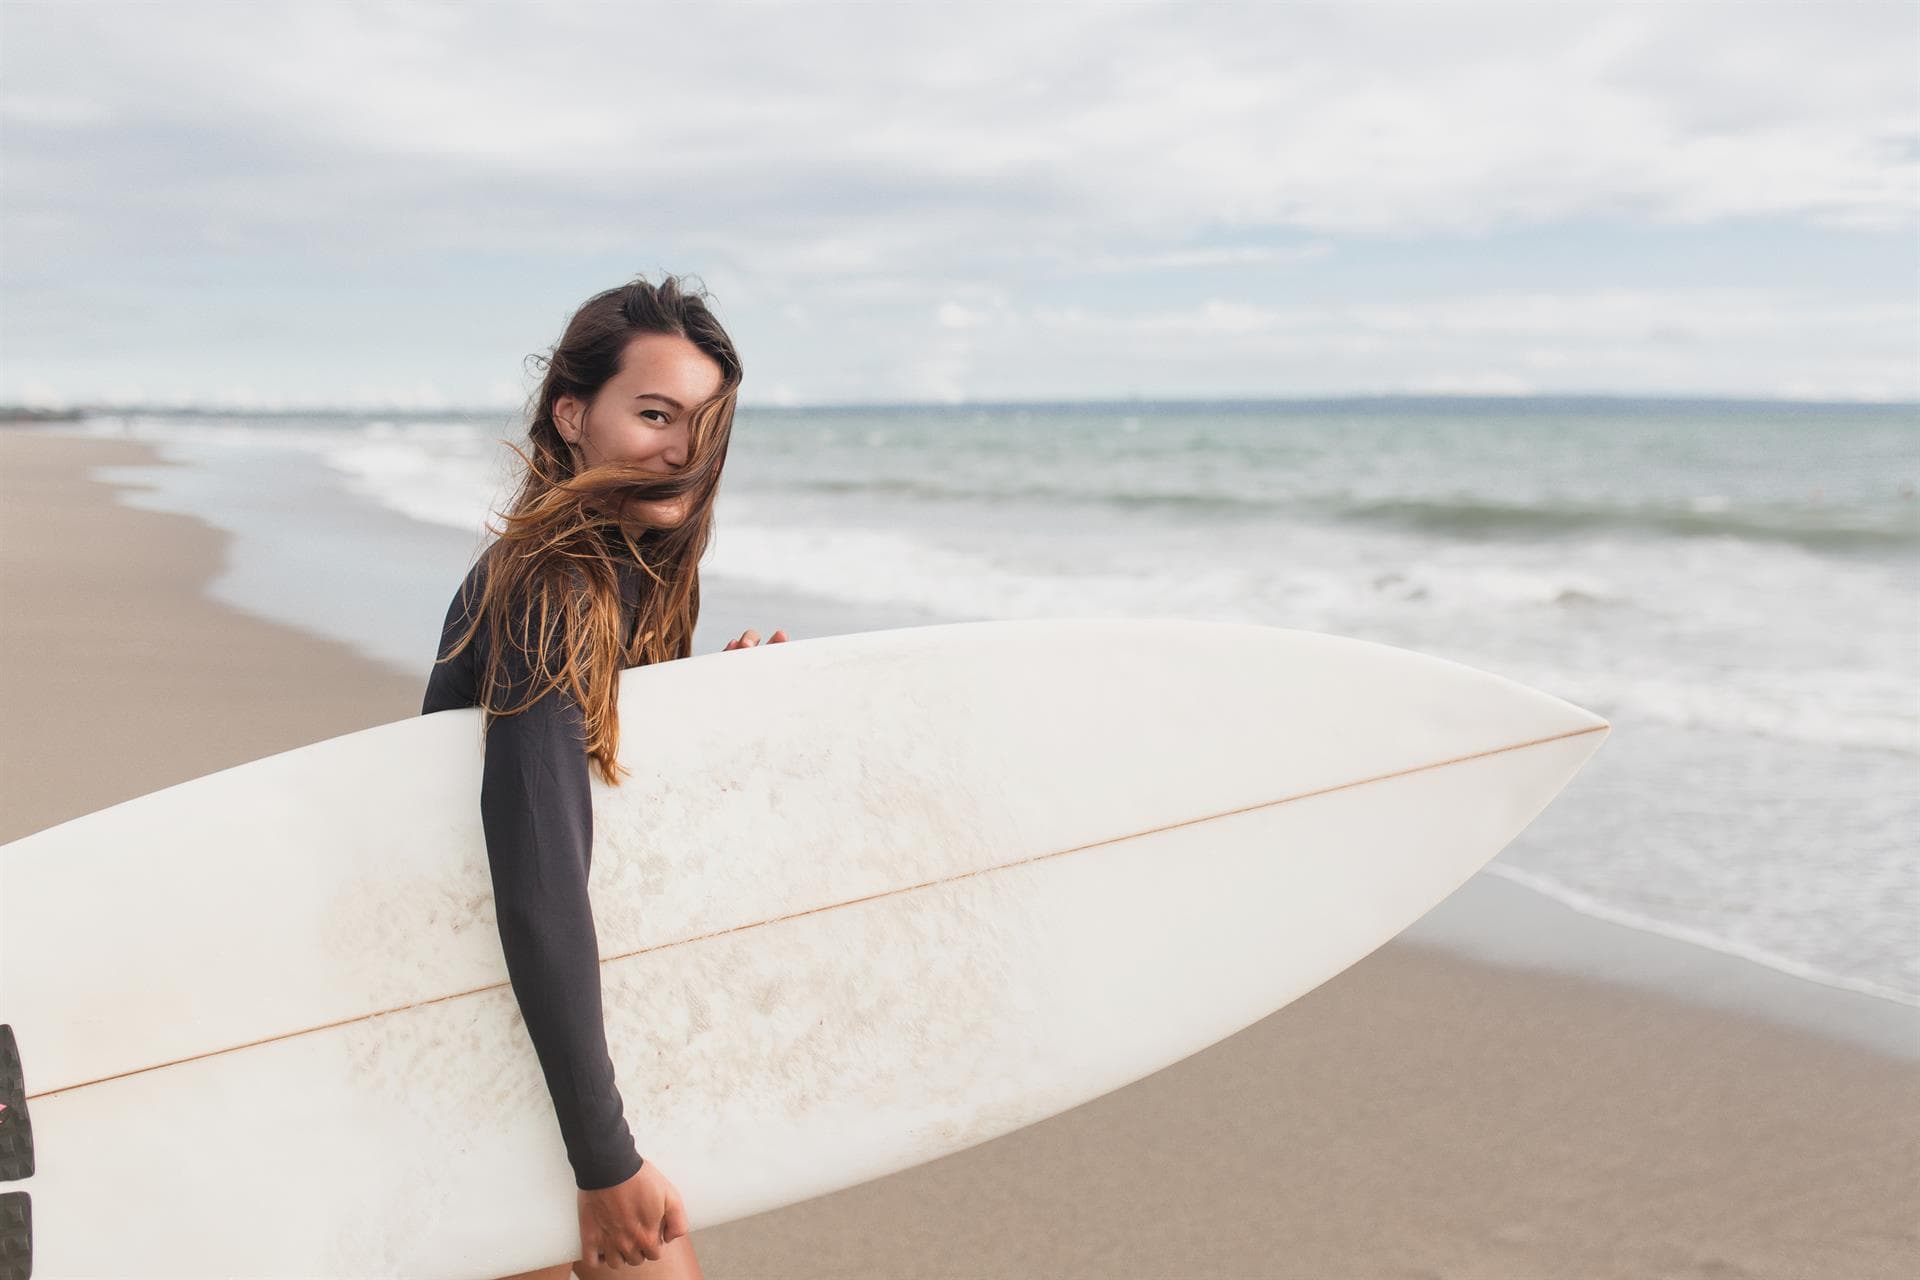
[{"xmin": 1, "ymin": 619, "xmax": 1607, "ymax": 1279}]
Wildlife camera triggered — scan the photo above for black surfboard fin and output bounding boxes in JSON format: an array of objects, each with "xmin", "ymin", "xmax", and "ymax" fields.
[
  {"xmin": 0, "ymin": 1190, "xmax": 26, "ymax": 1280},
  {"xmin": 0, "ymin": 1027, "xmax": 28, "ymax": 1183}
]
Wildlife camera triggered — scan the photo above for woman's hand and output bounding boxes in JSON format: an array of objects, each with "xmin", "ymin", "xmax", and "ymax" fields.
[
  {"xmin": 722, "ymin": 627, "xmax": 790, "ymax": 652},
  {"xmin": 577, "ymin": 1160, "xmax": 690, "ymax": 1268}
]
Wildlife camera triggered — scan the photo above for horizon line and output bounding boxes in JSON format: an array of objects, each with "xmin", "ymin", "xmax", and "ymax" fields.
[{"xmin": 4, "ymin": 390, "xmax": 1917, "ymax": 418}]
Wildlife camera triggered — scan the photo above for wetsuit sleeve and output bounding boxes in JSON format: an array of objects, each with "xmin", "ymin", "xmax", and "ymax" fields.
[
  {"xmin": 431, "ymin": 566, "xmax": 646, "ymax": 1190},
  {"xmin": 420, "ymin": 567, "xmax": 480, "ymax": 716}
]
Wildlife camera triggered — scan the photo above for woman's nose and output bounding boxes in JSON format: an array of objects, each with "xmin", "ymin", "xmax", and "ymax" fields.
[{"xmin": 664, "ymin": 421, "xmax": 691, "ymax": 467}]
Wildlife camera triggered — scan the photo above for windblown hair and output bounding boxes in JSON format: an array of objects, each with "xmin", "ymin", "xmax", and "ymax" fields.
[{"xmin": 437, "ymin": 273, "xmax": 741, "ymax": 785}]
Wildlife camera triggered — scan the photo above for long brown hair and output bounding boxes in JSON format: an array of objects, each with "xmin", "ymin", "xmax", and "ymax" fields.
[{"xmin": 438, "ymin": 273, "xmax": 742, "ymax": 785}]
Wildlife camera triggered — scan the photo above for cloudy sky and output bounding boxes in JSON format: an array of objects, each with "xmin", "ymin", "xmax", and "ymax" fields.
[{"xmin": 2, "ymin": 0, "xmax": 1914, "ymax": 409}]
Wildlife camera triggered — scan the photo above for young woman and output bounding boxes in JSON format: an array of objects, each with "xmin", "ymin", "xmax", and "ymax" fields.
[{"xmin": 423, "ymin": 275, "xmax": 788, "ymax": 1279}]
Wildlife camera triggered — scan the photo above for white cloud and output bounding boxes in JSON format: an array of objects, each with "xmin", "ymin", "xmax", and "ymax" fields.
[
  {"xmin": 867, "ymin": 287, "xmax": 1920, "ymax": 401},
  {"xmin": 1406, "ymin": 371, "xmax": 1539, "ymax": 396},
  {"xmin": 1025, "ymin": 288, "xmax": 1914, "ymax": 350},
  {"xmin": 344, "ymin": 383, "xmax": 453, "ymax": 412},
  {"xmin": 0, "ymin": 93, "xmax": 112, "ymax": 127},
  {"xmin": 0, "ymin": 0, "xmax": 1913, "ymax": 403},
  {"xmin": 936, "ymin": 302, "xmax": 990, "ymax": 330},
  {"xmin": 1077, "ymin": 243, "xmax": 1336, "ymax": 273},
  {"xmin": 15, "ymin": 378, "xmax": 66, "ymax": 408},
  {"xmin": 8, "ymin": 1, "xmax": 1913, "ymax": 248}
]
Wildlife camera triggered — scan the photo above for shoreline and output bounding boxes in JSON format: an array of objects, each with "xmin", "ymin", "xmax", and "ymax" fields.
[
  {"xmin": 6, "ymin": 430, "xmax": 1916, "ymax": 1277},
  {"xmin": 1408, "ymin": 867, "xmax": 1918, "ymax": 1060},
  {"xmin": 0, "ymin": 431, "xmax": 428, "ymax": 843}
]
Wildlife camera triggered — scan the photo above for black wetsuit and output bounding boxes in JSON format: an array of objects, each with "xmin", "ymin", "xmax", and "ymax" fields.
[{"xmin": 420, "ymin": 545, "xmax": 648, "ymax": 1191}]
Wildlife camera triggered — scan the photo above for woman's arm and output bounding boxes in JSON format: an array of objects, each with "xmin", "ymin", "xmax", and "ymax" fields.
[{"xmin": 468, "ymin": 572, "xmax": 646, "ymax": 1191}]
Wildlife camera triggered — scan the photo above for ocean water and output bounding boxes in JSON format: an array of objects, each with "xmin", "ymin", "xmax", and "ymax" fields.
[{"xmin": 50, "ymin": 398, "xmax": 1920, "ymax": 1006}]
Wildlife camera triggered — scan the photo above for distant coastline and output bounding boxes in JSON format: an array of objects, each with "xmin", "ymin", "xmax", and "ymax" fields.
[
  {"xmin": 4, "ymin": 392, "xmax": 1917, "ymax": 419},
  {"xmin": 0, "ymin": 406, "xmax": 85, "ymax": 424}
]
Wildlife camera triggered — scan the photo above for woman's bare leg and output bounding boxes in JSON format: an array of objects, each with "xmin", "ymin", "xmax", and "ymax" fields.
[
  {"xmin": 491, "ymin": 1265, "xmax": 575, "ymax": 1280},
  {"xmin": 574, "ymin": 1233, "xmax": 703, "ymax": 1280}
]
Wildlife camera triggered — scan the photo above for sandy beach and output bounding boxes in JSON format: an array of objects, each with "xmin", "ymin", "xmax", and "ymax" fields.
[{"xmin": 3, "ymin": 429, "xmax": 1915, "ymax": 1279}]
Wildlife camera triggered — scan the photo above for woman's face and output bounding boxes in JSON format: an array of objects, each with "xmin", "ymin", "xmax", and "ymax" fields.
[{"xmin": 555, "ymin": 332, "xmax": 724, "ymax": 526}]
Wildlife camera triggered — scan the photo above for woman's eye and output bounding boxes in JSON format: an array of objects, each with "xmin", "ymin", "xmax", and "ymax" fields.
[{"xmin": 641, "ymin": 410, "xmax": 671, "ymax": 424}]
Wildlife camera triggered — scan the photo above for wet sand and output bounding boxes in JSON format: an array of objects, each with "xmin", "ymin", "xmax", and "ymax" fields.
[{"xmin": 4, "ymin": 429, "xmax": 1915, "ymax": 1279}]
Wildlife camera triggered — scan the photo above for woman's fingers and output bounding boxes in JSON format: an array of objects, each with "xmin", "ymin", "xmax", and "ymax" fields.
[
  {"xmin": 723, "ymin": 627, "xmax": 791, "ymax": 652},
  {"xmin": 726, "ymin": 628, "xmax": 790, "ymax": 649}
]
